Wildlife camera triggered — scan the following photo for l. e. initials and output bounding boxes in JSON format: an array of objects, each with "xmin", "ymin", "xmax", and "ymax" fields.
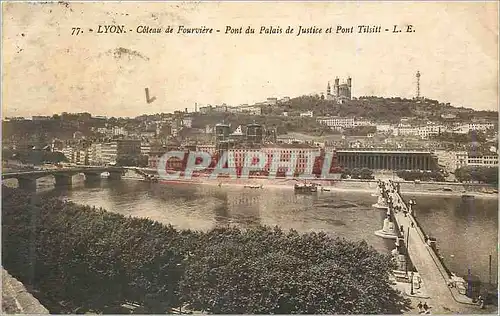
[{"xmin": 393, "ymin": 25, "xmax": 414, "ymax": 33}]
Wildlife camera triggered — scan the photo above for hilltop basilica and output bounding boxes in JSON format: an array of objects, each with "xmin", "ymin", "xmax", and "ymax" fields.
[{"xmin": 324, "ymin": 77, "xmax": 352, "ymax": 103}]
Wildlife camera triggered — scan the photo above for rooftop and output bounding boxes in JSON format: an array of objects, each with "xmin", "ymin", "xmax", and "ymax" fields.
[{"xmin": 468, "ymin": 152, "xmax": 498, "ymax": 157}]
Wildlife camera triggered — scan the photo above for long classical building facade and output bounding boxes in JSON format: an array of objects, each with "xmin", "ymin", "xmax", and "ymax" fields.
[{"xmin": 336, "ymin": 149, "xmax": 439, "ymax": 171}]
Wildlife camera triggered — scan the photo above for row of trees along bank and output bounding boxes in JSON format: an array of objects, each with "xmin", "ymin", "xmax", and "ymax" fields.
[
  {"xmin": 396, "ymin": 170, "xmax": 446, "ymax": 182},
  {"xmin": 2, "ymin": 186, "xmax": 410, "ymax": 314},
  {"xmin": 454, "ymin": 166, "xmax": 498, "ymax": 185},
  {"xmin": 2, "ymin": 148, "xmax": 68, "ymax": 165},
  {"xmin": 341, "ymin": 168, "xmax": 375, "ymax": 180}
]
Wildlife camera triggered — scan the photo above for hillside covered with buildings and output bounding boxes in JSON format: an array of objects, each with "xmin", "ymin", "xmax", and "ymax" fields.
[{"xmin": 2, "ymin": 93, "xmax": 498, "ymax": 181}]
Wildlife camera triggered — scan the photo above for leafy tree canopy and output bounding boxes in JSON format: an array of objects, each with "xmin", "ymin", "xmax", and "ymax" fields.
[
  {"xmin": 2, "ymin": 186, "xmax": 411, "ymax": 314},
  {"xmin": 454, "ymin": 166, "xmax": 498, "ymax": 185}
]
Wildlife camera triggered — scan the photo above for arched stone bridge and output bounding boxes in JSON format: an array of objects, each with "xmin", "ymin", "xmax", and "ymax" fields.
[{"xmin": 2, "ymin": 167, "xmax": 127, "ymax": 191}]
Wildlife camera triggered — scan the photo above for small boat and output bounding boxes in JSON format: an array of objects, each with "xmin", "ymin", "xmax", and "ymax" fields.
[
  {"xmin": 321, "ymin": 187, "xmax": 331, "ymax": 192},
  {"xmin": 294, "ymin": 183, "xmax": 318, "ymax": 193},
  {"xmin": 443, "ymin": 187, "xmax": 453, "ymax": 192},
  {"xmin": 145, "ymin": 174, "xmax": 159, "ymax": 182},
  {"xmin": 244, "ymin": 184, "xmax": 263, "ymax": 189},
  {"xmin": 461, "ymin": 194, "xmax": 474, "ymax": 199}
]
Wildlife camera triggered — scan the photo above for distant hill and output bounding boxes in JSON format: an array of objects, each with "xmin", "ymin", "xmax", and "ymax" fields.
[
  {"xmin": 191, "ymin": 96, "xmax": 497, "ymax": 137},
  {"xmin": 2, "ymin": 116, "xmax": 106, "ymax": 148}
]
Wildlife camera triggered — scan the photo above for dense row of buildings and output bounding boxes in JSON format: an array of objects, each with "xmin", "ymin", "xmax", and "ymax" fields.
[
  {"xmin": 56, "ymin": 119, "xmax": 498, "ymax": 174},
  {"xmin": 60, "ymin": 140, "xmax": 143, "ymax": 166},
  {"xmin": 13, "ymin": 113, "xmax": 492, "ymax": 143},
  {"xmin": 314, "ymin": 117, "xmax": 494, "ymax": 138}
]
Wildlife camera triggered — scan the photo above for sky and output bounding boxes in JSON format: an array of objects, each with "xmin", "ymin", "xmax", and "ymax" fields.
[{"xmin": 2, "ymin": 1, "xmax": 498, "ymax": 117}]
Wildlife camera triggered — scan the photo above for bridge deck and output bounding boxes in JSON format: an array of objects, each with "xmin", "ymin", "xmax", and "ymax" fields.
[
  {"xmin": 384, "ymin": 182, "xmax": 477, "ymax": 314},
  {"xmin": 2, "ymin": 167, "xmax": 124, "ymax": 179}
]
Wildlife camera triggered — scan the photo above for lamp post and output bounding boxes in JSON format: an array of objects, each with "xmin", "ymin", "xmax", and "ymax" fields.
[
  {"xmin": 408, "ymin": 199, "xmax": 416, "ymax": 217},
  {"xmin": 489, "ymin": 254, "xmax": 492, "ymax": 286},
  {"xmin": 405, "ymin": 227, "xmax": 410, "ymax": 276},
  {"xmin": 410, "ymin": 271, "xmax": 414, "ymax": 295}
]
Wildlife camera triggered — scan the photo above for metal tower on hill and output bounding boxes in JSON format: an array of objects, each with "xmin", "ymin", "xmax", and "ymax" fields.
[{"xmin": 416, "ymin": 71, "xmax": 421, "ymax": 99}]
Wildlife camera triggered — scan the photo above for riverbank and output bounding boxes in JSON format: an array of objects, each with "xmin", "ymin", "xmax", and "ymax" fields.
[
  {"xmin": 4, "ymin": 168, "xmax": 495, "ymax": 198},
  {"xmin": 145, "ymin": 176, "xmax": 498, "ymax": 198}
]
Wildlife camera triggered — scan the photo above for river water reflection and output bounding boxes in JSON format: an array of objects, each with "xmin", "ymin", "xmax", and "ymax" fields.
[{"xmin": 43, "ymin": 178, "xmax": 498, "ymax": 284}]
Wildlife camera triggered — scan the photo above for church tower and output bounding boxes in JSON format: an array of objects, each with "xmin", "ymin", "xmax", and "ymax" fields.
[
  {"xmin": 326, "ymin": 82, "xmax": 331, "ymax": 96},
  {"xmin": 334, "ymin": 77, "xmax": 340, "ymax": 97}
]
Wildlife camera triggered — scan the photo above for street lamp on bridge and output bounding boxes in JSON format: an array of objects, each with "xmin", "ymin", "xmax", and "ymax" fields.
[
  {"xmin": 408, "ymin": 199, "xmax": 416, "ymax": 217},
  {"xmin": 410, "ymin": 271, "xmax": 414, "ymax": 295}
]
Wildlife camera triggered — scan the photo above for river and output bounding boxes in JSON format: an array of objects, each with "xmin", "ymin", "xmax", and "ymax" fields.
[{"xmin": 36, "ymin": 177, "xmax": 498, "ymax": 285}]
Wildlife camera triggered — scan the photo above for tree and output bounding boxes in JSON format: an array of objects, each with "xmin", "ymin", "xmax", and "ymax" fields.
[
  {"xmin": 396, "ymin": 170, "xmax": 446, "ymax": 182},
  {"xmin": 2, "ymin": 187, "xmax": 411, "ymax": 314},
  {"xmin": 360, "ymin": 168, "xmax": 374, "ymax": 179},
  {"xmin": 179, "ymin": 227, "xmax": 410, "ymax": 314},
  {"xmin": 351, "ymin": 168, "xmax": 361, "ymax": 179},
  {"xmin": 3, "ymin": 149, "xmax": 68, "ymax": 165},
  {"xmin": 138, "ymin": 155, "xmax": 149, "ymax": 167},
  {"xmin": 455, "ymin": 166, "xmax": 498, "ymax": 185},
  {"xmin": 343, "ymin": 126, "xmax": 377, "ymax": 136},
  {"xmin": 341, "ymin": 168, "xmax": 351, "ymax": 179}
]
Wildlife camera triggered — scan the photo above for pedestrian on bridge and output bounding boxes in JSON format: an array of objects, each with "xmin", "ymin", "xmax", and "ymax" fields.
[
  {"xmin": 417, "ymin": 302, "xmax": 423, "ymax": 313},
  {"xmin": 411, "ymin": 221, "xmax": 415, "ymax": 228}
]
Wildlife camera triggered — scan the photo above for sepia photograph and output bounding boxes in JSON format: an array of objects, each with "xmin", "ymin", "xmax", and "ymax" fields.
[{"xmin": 1, "ymin": 1, "xmax": 498, "ymax": 314}]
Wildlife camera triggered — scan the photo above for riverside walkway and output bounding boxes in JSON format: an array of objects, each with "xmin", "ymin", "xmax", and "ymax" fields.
[{"xmin": 380, "ymin": 181, "xmax": 479, "ymax": 314}]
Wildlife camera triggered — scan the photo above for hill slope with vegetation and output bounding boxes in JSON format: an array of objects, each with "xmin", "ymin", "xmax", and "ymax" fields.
[{"xmin": 262, "ymin": 96, "xmax": 496, "ymax": 123}]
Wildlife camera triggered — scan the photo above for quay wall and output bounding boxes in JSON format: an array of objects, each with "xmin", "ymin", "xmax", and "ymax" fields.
[
  {"xmin": 134, "ymin": 174, "xmax": 495, "ymax": 196},
  {"xmin": 331, "ymin": 179, "xmax": 495, "ymax": 195},
  {"xmin": 397, "ymin": 181, "xmax": 495, "ymax": 194},
  {"xmin": 6, "ymin": 169, "xmax": 496, "ymax": 197}
]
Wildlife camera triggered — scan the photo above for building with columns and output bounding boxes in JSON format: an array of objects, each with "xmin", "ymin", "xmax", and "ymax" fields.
[{"xmin": 336, "ymin": 149, "xmax": 439, "ymax": 171}]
